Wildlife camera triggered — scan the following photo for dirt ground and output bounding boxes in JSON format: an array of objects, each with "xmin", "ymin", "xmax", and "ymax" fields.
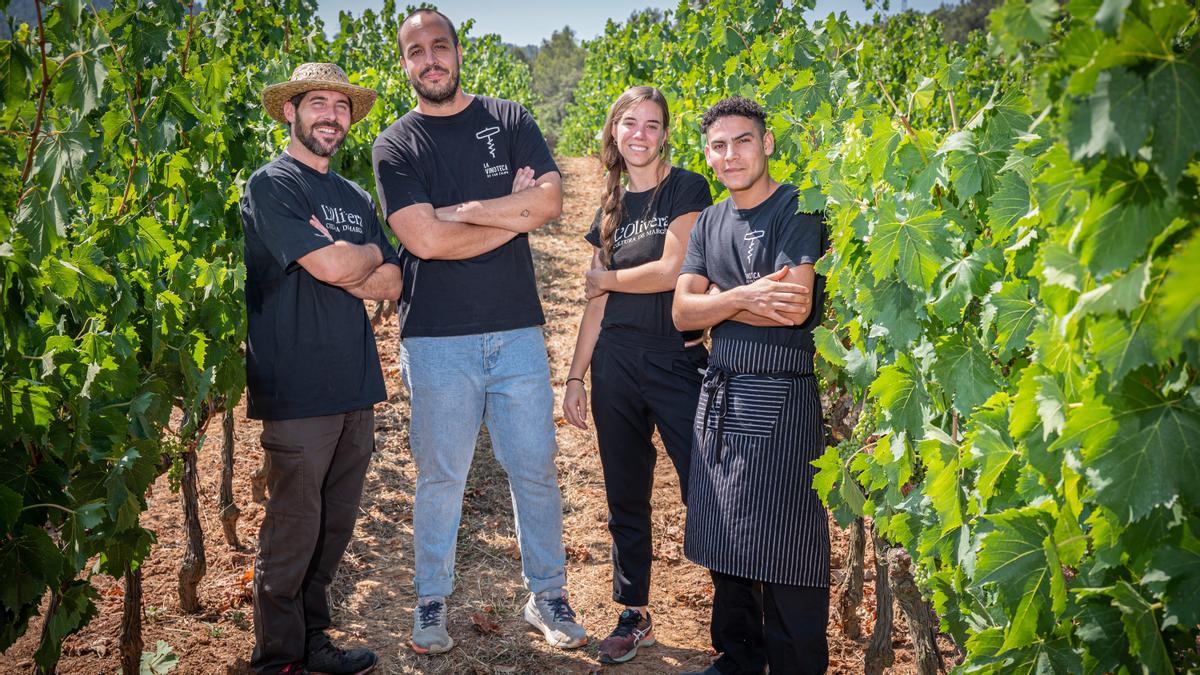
[{"xmin": 4, "ymin": 156, "xmax": 951, "ymax": 674}]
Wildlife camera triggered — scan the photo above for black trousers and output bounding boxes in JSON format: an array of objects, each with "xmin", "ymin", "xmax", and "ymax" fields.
[
  {"xmin": 590, "ymin": 332, "xmax": 706, "ymax": 606},
  {"xmin": 709, "ymin": 569, "xmax": 829, "ymax": 675},
  {"xmin": 251, "ymin": 408, "xmax": 375, "ymax": 674}
]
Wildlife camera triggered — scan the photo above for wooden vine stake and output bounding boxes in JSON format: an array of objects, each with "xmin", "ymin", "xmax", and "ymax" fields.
[{"xmin": 120, "ymin": 563, "xmax": 142, "ymax": 675}]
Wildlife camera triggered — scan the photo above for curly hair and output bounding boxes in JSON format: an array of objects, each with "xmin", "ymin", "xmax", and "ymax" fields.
[{"xmin": 700, "ymin": 96, "xmax": 766, "ymax": 134}]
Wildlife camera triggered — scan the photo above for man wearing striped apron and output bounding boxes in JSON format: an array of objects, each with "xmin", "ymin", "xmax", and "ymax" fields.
[{"xmin": 673, "ymin": 97, "xmax": 830, "ymax": 675}]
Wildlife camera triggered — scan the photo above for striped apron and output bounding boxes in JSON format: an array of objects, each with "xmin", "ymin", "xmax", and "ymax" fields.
[{"xmin": 683, "ymin": 338, "xmax": 830, "ymax": 587}]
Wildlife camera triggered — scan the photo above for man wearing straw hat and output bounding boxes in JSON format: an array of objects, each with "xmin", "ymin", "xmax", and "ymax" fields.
[{"xmin": 243, "ymin": 62, "xmax": 401, "ymax": 675}]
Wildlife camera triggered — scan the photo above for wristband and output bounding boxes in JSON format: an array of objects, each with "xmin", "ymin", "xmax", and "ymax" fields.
[{"xmin": 566, "ymin": 377, "xmax": 585, "ymax": 386}]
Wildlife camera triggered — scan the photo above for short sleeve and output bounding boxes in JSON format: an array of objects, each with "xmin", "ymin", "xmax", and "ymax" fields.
[
  {"xmin": 668, "ymin": 171, "xmax": 713, "ymax": 222},
  {"xmin": 372, "ymin": 130, "xmax": 430, "ymax": 218},
  {"xmin": 513, "ymin": 105, "xmax": 559, "ymax": 178},
  {"xmin": 679, "ymin": 210, "xmax": 710, "ymax": 278},
  {"xmin": 775, "ymin": 210, "xmax": 827, "ymax": 269},
  {"xmin": 584, "ymin": 208, "xmax": 601, "ymax": 248},
  {"xmin": 246, "ymin": 173, "xmax": 331, "ymax": 273},
  {"xmin": 368, "ymin": 205, "xmax": 402, "ymax": 267}
]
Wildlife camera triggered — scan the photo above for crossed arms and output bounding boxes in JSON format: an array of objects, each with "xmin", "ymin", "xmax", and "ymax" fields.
[
  {"xmin": 385, "ymin": 167, "xmax": 563, "ymax": 260},
  {"xmin": 672, "ymin": 264, "xmax": 815, "ymax": 331},
  {"xmin": 297, "ymin": 215, "xmax": 402, "ymax": 301}
]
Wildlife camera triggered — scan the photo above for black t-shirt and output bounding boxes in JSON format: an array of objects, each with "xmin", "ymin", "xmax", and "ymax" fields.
[
  {"xmin": 241, "ymin": 152, "xmax": 401, "ymax": 421},
  {"xmin": 372, "ymin": 95, "xmax": 558, "ymax": 337},
  {"xmin": 680, "ymin": 184, "xmax": 827, "ymax": 351},
  {"xmin": 585, "ymin": 166, "xmax": 712, "ymax": 342}
]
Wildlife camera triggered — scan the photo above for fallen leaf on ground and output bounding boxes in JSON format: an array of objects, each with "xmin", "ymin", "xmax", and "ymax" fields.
[{"xmin": 470, "ymin": 612, "xmax": 500, "ymax": 635}]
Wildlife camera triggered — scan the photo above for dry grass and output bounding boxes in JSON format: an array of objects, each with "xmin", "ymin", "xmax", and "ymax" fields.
[{"xmin": 3, "ymin": 156, "xmax": 949, "ymax": 674}]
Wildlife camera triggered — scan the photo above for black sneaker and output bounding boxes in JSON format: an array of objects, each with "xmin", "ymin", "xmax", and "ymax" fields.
[{"xmin": 305, "ymin": 639, "xmax": 377, "ymax": 675}]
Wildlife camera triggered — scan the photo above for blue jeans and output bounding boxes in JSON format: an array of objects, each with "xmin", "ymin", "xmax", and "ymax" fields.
[{"xmin": 399, "ymin": 326, "xmax": 566, "ymax": 598}]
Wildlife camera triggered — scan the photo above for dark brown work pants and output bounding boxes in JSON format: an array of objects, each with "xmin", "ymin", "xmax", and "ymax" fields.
[{"xmin": 251, "ymin": 408, "xmax": 375, "ymax": 674}]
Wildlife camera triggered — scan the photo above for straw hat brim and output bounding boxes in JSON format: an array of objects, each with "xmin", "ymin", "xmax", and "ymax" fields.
[{"xmin": 262, "ymin": 79, "xmax": 377, "ymax": 125}]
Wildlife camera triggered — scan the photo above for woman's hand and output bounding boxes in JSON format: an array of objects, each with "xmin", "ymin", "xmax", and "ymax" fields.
[{"xmin": 563, "ymin": 380, "xmax": 589, "ymax": 430}]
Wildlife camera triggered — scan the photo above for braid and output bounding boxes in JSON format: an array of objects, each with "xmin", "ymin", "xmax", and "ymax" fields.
[{"xmin": 599, "ymin": 136, "xmax": 626, "ymax": 266}]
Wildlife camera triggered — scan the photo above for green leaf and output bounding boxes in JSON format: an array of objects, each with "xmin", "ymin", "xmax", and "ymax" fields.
[
  {"xmin": 1093, "ymin": 0, "xmax": 1131, "ymax": 35},
  {"xmin": 1067, "ymin": 68, "xmax": 1148, "ymax": 159},
  {"xmin": 1073, "ymin": 257, "xmax": 1149, "ymax": 317},
  {"xmin": 34, "ymin": 123, "xmax": 93, "ymax": 188},
  {"xmin": 1147, "ymin": 55, "xmax": 1200, "ymax": 188},
  {"xmin": 1080, "ymin": 380, "xmax": 1200, "ymax": 524},
  {"xmin": 868, "ymin": 207, "xmax": 948, "ymax": 291},
  {"xmin": 0, "ymin": 485, "xmax": 22, "ymax": 534},
  {"xmin": 1090, "ymin": 313, "xmax": 1155, "ymax": 381},
  {"xmin": 1106, "ymin": 581, "xmax": 1173, "ymax": 675},
  {"xmin": 966, "ymin": 416, "xmax": 1018, "ymax": 508},
  {"xmin": 1075, "ymin": 187, "xmax": 1171, "ymax": 278},
  {"xmin": 51, "ymin": 25, "xmax": 109, "ymax": 115},
  {"xmin": 14, "ymin": 185, "xmax": 69, "ymax": 264},
  {"xmin": 1159, "ymin": 232, "xmax": 1200, "ymax": 343},
  {"xmin": 870, "ymin": 354, "xmax": 930, "ymax": 437},
  {"xmin": 1144, "ymin": 534, "xmax": 1200, "ymax": 629},
  {"xmin": 973, "ymin": 506, "xmax": 1054, "ymax": 651},
  {"xmin": 1074, "ymin": 600, "xmax": 1128, "ymax": 674},
  {"xmin": 984, "ymin": 281, "xmax": 1038, "ymax": 360},
  {"xmin": 933, "ymin": 333, "xmax": 1002, "ymax": 415},
  {"xmin": 985, "ymin": 171, "xmax": 1031, "ymax": 242},
  {"xmin": 813, "ymin": 326, "xmax": 846, "ymax": 368},
  {"xmin": 932, "ymin": 248, "xmax": 1004, "ymax": 323},
  {"xmin": 0, "ymin": 525, "xmax": 61, "ymax": 612},
  {"xmin": 990, "ymin": 0, "xmax": 1059, "ymax": 54}
]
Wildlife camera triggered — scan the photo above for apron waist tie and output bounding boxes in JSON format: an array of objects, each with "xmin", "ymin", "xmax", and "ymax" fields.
[{"xmin": 701, "ymin": 366, "xmax": 814, "ymax": 466}]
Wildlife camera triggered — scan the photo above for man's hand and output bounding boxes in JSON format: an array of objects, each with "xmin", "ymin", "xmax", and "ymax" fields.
[
  {"xmin": 511, "ymin": 165, "xmax": 535, "ymax": 193},
  {"xmin": 310, "ymin": 215, "xmax": 334, "ymax": 241},
  {"xmin": 733, "ymin": 266, "xmax": 811, "ymax": 325}
]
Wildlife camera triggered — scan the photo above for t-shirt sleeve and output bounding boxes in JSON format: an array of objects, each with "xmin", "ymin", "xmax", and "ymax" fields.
[
  {"xmin": 775, "ymin": 210, "xmax": 827, "ymax": 269},
  {"xmin": 372, "ymin": 131, "xmax": 430, "ymax": 218},
  {"xmin": 512, "ymin": 105, "xmax": 559, "ymax": 178},
  {"xmin": 679, "ymin": 210, "xmax": 710, "ymax": 278},
  {"xmin": 669, "ymin": 172, "xmax": 714, "ymax": 222},
  {"xmin": 368, "ymin": 205, "xmax": 402, "ymax": 267},
  {"xmin": 584, "ymin": 208, "xmax": 602, "ymax": 248},
  {"xmin": 246, "ymin": 173, "xmax": 331, "ymax": 273}
]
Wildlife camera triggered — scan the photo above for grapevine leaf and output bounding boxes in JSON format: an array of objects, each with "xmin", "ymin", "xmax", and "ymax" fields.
[
  {"xmin": 33, "ymin": 123, "xmax": 93, "ymax": 188},
  {"xmin": 983, "ymin": 281, "xmax": 1038, "ymax": 360},
  {"xmin": 1072, "ymin": 257, "xmax": 1149, "ymax": 317},
  {"xmin": 813, "ymin": 326, "xmax": 846, "ymax": 368},
  {"xmin": 1074, "ymin": 600, "xmax": 1128, "ymax": 675},
  {"xmin": 1144, "ymin": 536, "xmax": 1200, "ymax": 628},
  {"xmin": 985, "ymin": 170, "xmax": 1031, "ymax": 242},
  {"xmin": 932, "ymin": 247, "xmax": 1003, "ymax": 324},
  {"xmin": 933, "ymin": 333, "xmax": 1002, "ymax": 415},
  {"xmin": 1106, "ymin": 581, "xmax": 1173, "ymax": 675},
  {"xmin": 1080, "ymin": 379, "xmax": 1200, "ymax": 524},
  {"xmin": 0, "ymin": 525, "xmax": 62, "ymax": 612},
  {"xmin": 51, "ymin": 25, "xmax": 108, "ymax": 115},
  {"xmin": 14, "ymin": 185, "xmax": 69, "ymax": 264},
  {"xmin": 1158, "ymin": 232, "xmax": 1200, "ymax": 343},
  {"xmin": 1075, "ymin": 188, "xmax": 1171, "ymax": 278},
  {"xmin": 973, "ymin": 506, "xmax": 1054, "ymax": 651},
  {"xmin": 868, "ymin": 207, "xmax": 948, "ymax": 290},
  {"xmin": 1066, "ymin": 68, "xmax": 1148, "ymax": 159},
  {"xmin": 1147, "ymin": 55, "xmax": 1200, "ymax": 188},
  {"xmin": 966, "ymin": 417, "xmax": 1018, "ymax": 509},
  {"xmin": 1089, "ymin": 313, "xmax": 1154, "ymax": 381},
  {"xmin": 0, "ymin": 485, "xmax": 21, "ymax": 534},
  {"xmin": 990, "ymin": 0, "xmax": 1059, "ymax": 54},
  {"xmin": 870, "ymin": 355, "xmax": 930, "ymax": 438},
  {"xmin": 1093, "ymin": 0, "xmax": 1131, "ymax": 35}
]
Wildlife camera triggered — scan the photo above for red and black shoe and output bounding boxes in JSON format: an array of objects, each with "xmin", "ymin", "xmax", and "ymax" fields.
[
  {"xmin": 305, "ymin": 640, "xmax": 377, "ymax": 675},
  {"xmin": 597, "ymin": 608, "xmax": 655, "ymax": 664}
]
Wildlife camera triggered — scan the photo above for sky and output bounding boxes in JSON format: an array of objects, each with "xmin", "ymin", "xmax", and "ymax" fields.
[{"xmin": 316, "ymin": 0, "xmax": 953, "ymax": 46}]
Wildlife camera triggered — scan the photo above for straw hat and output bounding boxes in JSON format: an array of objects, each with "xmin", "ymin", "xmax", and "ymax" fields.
[{"xmin": 261, "ymin": 63, "xmax": 377, "ymax": 125}]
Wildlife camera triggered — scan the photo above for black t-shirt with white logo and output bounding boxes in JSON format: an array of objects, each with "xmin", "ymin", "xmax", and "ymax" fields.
[
  {"xmin": 680, "ymin": 184, "xmax": 827, "ymax": 351},
  {"xmin": 372, "ymin": 96, "xmax": 557, "ymax": 338},
  {"xmin": 241, "ymin": 152, "xmax": 401, "ymax": 420},
  {"xmin": 585, "ymin": 166, "xmax": 712, "ymax": 341}
]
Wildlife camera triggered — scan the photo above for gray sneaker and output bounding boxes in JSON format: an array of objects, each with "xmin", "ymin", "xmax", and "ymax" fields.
[
  {"xmin": 523, "ymin": 589, "xmax": 587, "ymax": 649},
  {"xmin": 410, "ymin": 598, "xmax": 455, "ymax": 655}
]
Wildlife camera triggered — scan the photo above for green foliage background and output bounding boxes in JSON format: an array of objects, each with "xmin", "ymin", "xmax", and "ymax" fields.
[
  {"xmin": 0, "ymin": 0, "xmax": 533, "ymax": 668},
  {"xmin": 560, "ymin": 0, "xmax": 1200, "ymax": 671}
]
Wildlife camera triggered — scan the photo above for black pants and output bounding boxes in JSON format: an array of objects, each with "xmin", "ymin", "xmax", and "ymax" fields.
[
  {"xmin": 591, "ymin": 332, "xmax": 706, "ymax": 606},
  {"xmin": 251, "ymin": 408, "xmax": 375, "ymax": 674},
  {"xmin": 709, "ymin": 569, "xmax": 829, "ymax": 675}
]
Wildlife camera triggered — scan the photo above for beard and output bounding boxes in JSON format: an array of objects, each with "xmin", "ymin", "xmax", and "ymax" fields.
[
  {"xmin": 410, "ymin": 63, "xmax": 460, "ymax": 104},
  {"xmin": 294, "ymin": 115, "xmax": 347, "ymax": 158}
]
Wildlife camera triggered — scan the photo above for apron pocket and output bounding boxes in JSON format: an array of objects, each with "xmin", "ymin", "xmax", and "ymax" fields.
[{"xmin": 706, "ymin": 376, "xmax": 791, "ymax": 438}]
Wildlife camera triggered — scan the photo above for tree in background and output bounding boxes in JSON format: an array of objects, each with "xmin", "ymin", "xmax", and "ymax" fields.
[
  {"xmin": 531, "ymin": 26, "xmax": 585, "ymax": 150},
  {"xmin": 930, "ymin": 0, "xmax": 1000, "ymax": 43}
]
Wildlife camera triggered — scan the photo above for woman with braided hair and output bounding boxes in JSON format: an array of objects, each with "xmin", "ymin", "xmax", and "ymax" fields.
[{"xmin": 562, "ymin": 85, "xmax": 713, "ymax": 665}]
